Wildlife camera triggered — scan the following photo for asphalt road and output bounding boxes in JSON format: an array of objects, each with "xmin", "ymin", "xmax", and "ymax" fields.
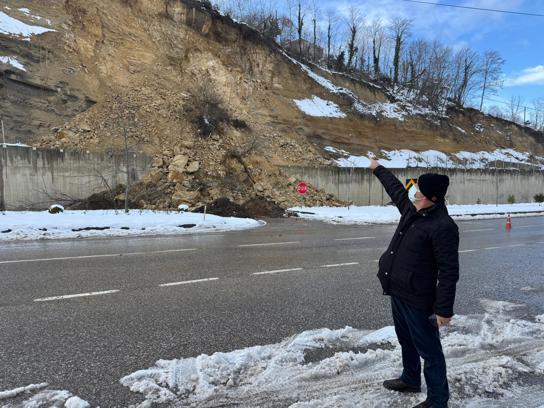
[{"xmin": 1, "ymin": 216, "xmax": 544, "ymax": 406}]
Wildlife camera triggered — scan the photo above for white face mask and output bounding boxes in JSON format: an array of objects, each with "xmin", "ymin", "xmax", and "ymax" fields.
[
  {"xmin": 408, "ymin": 185, "xmax": 419, "ymax": 203},
  {"xmin": 409, "ymin": 185, "xmax": 425, "ymax": 204}
]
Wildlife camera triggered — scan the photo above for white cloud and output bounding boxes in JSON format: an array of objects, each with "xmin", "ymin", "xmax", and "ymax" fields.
[
  {"xmin": 320, "ymin": 0, "xmax": 525, "ymax": 43},
  {"xmin": 505, "ymin": 65, "xmax": 544, "ymax": 87}
]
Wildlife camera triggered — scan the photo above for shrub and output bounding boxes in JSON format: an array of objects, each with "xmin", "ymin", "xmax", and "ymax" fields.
[
  {"xmin": 507, "ymin": 194, "xmax": 516, "ymax": 204},
  {"xmin": 191, "ymin": 83, "xmax": 230, "ymax": 138},
  {"xmin": 534, "ymin": 193, "xmax": 544, "ymax": 203}
]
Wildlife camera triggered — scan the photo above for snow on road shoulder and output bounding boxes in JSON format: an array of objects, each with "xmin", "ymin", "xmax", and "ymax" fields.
[
  {"xmin": 288, "ymin": 203, "xmax": 544, "ymax": 225},
  {"xmin": 0, "ymin": 210, "xmax": 264, "ymax": 241},
  {"xmin": 120, "ymin": 299, "xmax": 544, "ymax": 407},
  {"xmin": 294, "ymin": 96, "xmax": 346, "ymax": 118},
  {"xmin": 0, "ymin": 383, "xmax": 90, "ymax": 408}
]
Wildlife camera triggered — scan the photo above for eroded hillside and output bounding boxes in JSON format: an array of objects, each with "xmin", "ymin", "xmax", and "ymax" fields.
[{"xmin": 1, "ymin": 0, "xmax": 543, "ymax": 210}]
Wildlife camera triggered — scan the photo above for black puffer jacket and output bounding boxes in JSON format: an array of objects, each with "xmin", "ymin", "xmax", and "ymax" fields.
[{"xmin": 373, "ymin": 166, "xmax": 460, "ymax": 318}]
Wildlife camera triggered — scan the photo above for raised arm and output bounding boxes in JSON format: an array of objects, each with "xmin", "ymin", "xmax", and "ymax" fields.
[{"xmin": 369, "ymin": 159, "xmax": 413, "ymax": 216}]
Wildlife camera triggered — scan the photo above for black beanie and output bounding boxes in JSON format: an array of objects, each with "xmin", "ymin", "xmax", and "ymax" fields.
[{"xmin": 418, "ymin": 173, "xmax": 450, "ymax": 203}]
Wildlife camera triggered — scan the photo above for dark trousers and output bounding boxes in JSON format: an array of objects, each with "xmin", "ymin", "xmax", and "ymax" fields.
[{"xmin": 391, "ymin": 296, "xmax": 449, "ymax": 407}]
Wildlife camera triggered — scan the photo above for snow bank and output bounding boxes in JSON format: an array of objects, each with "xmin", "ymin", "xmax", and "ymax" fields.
[
  {"xmin": 120, "ymin": 299, "xmax": 544, "ymax": 407},
  {"xmin": 0, "ymin": 384, "xmax": 90, "ymax": 407},
  {"xmin": 294, "ymin": 96, "xmax": 346, "ymax": 118},
  {"xmin": 0, "ymin": 210, "xmax": 264, "ymax": 241},
  {"xmin": 0, "ymin": 11, "xmax": 54, "ymax": 38},
  {"xmin": 325, "ymin": 146, "xmax": 544, "ymax": 170},
  {"xmin": 0, "ymin": 383, "xmax": 48, "ymax": 399},
  {"xmin": 0, "ymin": 55, "xmax": 26, "ymax": 71},
  {"xmin": 288, "ymin": 203, "xmax": 544, "ymax": 225}
]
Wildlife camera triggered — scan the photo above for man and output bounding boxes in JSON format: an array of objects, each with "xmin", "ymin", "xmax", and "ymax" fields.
[{"xmin": 369, "ymin": 158, "xmax": 459, "ymax": 408}]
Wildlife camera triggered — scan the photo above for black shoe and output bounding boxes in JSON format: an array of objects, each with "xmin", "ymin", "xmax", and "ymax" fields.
[
  {"xmin": 412, "ymin": 400, "xmax": 434, "ymax": 408},
  {"xmin": 382, "ymin": 378, "xmax": 421, "ymax": 393}
]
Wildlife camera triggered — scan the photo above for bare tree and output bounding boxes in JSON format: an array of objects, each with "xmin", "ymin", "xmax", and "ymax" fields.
[
  {"xmin": 508, "ymin": 96, "xmax": 523, "ymax": 123},
  {"xmin": 390, "ymin": 18, "xmax": 411, "ymax": 84},
  {"xmin": 311, "ymin": 1, "xmax": 319, "ymax": 62},
  {"xmin": 533, "ymin": 98, "xmax": 544, "ymax": 130},
  {"xmin": 405, "ymin": 39, "xmax": 429, "ymax": 88},
  {"xmin": 326, "ymin": 11, "xmax": 334, "ymax": 67},
  {"xmin": 451, "ymin": 47, "xmax": 480, "ymax": 106},
  {"xmin": 479, "ymin": 50, "xmax": 505, "ymax": 111},
  {"xmin": 297, "ymin": 0, "xmax": 305, "ymax": 58},
  {"xmin": 346, "ymin": 6, "xmax": 362, "ymax": 70},
  {"xmin": 370, "ymin": 18, "xmax": 385, "ymax": 77}
]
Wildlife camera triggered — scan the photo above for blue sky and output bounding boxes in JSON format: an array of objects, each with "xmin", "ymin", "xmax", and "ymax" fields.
[{"xmin": 313, "ymin": 0, "xmax": 544, "ymax": 111}]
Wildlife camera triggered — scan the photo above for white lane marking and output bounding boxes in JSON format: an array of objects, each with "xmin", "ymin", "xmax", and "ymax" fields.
[
  {"xmin": 34, "ymin": 290, "xmax": 120, "ymax": 302},
  {"xmin": 516, "ymin": 225, "xmax": 538, "ymax": 228},
  {"xmin": 334, "ymin": 237, "xmax": 376, "ymax": 241},
  {"xmin": 252, "ymin": 268, "xmax": 303, "ymax": 276},
  {"xmin": 459, "ymin": 249, "xmax": 477, "ymax": 253},
  {"xmin": 463, "ymin": 228, "xmax": 494, "ymax": 233},
  {"xmin": 239, "ymin": 241, "xmax": 300, "ymax": 248},
  {"xmin": 0, "ymin": 248, "xmax": 197, "ymax": 265},
  {"xmin": 159, "ymin": 277, "xmax": 219, "ymax": 287},
  {"xmin": 321, "ymin": 262, "xmax": 360, "ymax": 268},
  {"xmin": 484, "ymin": 244, "xmax": 526, "ymax": 251}
]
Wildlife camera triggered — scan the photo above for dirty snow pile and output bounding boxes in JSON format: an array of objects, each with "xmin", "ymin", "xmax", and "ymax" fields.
[
  {"xmin": 119, "ymin": 299, "xmax": 544, "ymax": 407},
  {"xmin": 0, "ymin": 10, "xmax": 54, "ymax": 38},
  {"xmin": 294, "ymin": 96, "xmax": 346, "ymax": 118},
  {"xmin": 0, "ymin": 210, "xmax": 264, "ymax": 241},
  {"xmin": 325, "ymin": 146, "xmax": 544, "ymax": 169},
  {"xmin": 288, "ymin": 203, "xmax": 544, "ymax": 225},
  {"xmin": 0, "ymin": 383, "xmax": 89, "ymax": 408}
]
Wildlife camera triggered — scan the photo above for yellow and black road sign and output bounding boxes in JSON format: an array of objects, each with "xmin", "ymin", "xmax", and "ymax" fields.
[{"xmin": 405, "ymin": 178, "xmax": 418, "ymax": 190}]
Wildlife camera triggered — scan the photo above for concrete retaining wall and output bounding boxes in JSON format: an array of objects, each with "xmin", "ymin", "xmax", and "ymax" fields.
[
  {"xmin": 0, "ymin": 146, "xmax": 152, "ymax": 210},
  {"xmin": 281, "ymin": 166, "xmax": 544, "ymax": 205}
]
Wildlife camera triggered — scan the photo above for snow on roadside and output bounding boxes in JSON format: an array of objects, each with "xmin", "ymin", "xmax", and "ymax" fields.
[
  {"xmin": 0, "ymin": 56, "xmax": 26, "ymax": 71},
  {"xmin": 0, "ymin": 384, "xmax": 90, "ymax": 408},
  {"xmin": 0, "ymin": 383, "xmax": 48, "ymax": 400},
  {"xmin": 120, "ymin": 299, "xmax": 544, "ymax": 407},
  {"xmin": 293, "ymin": 96, "xmax": 346, "ymax": 118},
  {"xmin": 0, "ymin": 210, "xmax": 264, "ymax": 241},
  {"xmin": 0, "ymin": 11, "xmax": 55, "ymax": 38},
  {"xmin": 288, "ymin": 203, "xmax": 544, "ymax": 225}
]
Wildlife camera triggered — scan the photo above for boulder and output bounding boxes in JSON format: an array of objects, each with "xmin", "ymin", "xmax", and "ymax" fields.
[
  {"xmin": 186, "ymin": 161, "xmax": 200, "ymax": 174},
  {"xmin": 151, "ymin": 156, "xmax": 164, "ymax": 168},
  {"xmin": 172, "ymin": 189, "xmax": 199, "ymax": 205},
  {"xmin": 169, "ymin": 154, "xmax": 189, "ymax": 172},
  {"xmin": 167, "ymin": 170, "xmax": 185, "ymax": 183}
]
